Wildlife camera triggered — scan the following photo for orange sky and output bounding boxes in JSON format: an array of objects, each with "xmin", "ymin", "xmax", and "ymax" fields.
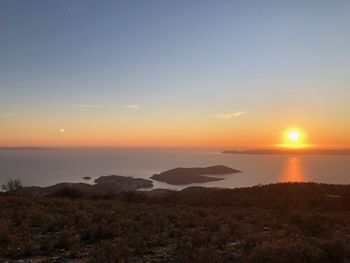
[
  {"xmin": 1, "ymin": 111, "xmax": 349, "ymax": 148},
  {"xmin": 1, "ymin": 1, "xmax": 350, "ymax": 149}
]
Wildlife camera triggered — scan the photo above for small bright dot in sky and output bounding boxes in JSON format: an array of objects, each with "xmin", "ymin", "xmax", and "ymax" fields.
[{"xmin": 60, "ymin": 129, "xmax": 65, "ymax": 133}]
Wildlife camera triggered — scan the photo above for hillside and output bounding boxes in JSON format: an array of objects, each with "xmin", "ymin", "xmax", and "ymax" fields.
[
  {"xmin": 0, "ymin": 182, "xmax": 349, "ymax": 262},
  {"xmin": 18, "ymin": 175, "xmax": 153, "ymax": 196}
]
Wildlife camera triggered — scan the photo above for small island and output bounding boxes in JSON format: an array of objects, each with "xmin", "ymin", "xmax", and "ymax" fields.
[
  {"xmin": 151, "ymin": 165, "xmax": 241, "ymax": 185},
  {"xmin": 82, "ymin": 176, "xmax": 91, "ymax": 180}
]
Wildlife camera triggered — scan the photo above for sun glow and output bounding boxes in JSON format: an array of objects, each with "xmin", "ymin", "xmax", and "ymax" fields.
[
  {"xmin": 280, "ymin": 128, "xmax": 307, "ymax": 148},
  {"xmin": 288, "ymin": 131, "xmax": 300, "ymax": 142}
]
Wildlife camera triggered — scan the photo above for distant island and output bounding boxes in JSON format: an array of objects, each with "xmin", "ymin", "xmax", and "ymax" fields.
[
  {"xmin": 0, "ymin": 147, "xmax": 58, "ymax": 151},
  {"xmin": 151, "ymin": 165, "xmax": 241, "ymax": 185},
  {"xmin": 82, "ymin": 176, "xmax": 91, "ymax": 180},
  {"xmin": 223, "ymin": 149, "xmax": 350, "ymax": 155},
  {"xmin": 19, "ymin": 175, "xmax": 153, "ymax": 196}
]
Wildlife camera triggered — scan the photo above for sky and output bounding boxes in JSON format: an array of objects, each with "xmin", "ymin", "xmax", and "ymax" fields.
[{"xmin": 1, "ymin": 0, "xmax": 349, "ymax": 148}]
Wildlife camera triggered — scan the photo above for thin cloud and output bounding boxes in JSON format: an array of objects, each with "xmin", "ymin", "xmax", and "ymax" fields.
[
  {"xmin": 63, "ymin": 3, "xmax": 74, "ymax": 17},
  {"xmin": 71, "ymin": 104, "xmax": 102, "ymax": 109},
  {"xmin": 1, "ymin": 112, "xmax": 15, "ymax": 118},
  {"xmin": 212, "ymin": 112, "xmax": 245, "ymax": 120},
  {"xmin": 125, "ymin": 104, "xmax": 140, "ymax": 110}
]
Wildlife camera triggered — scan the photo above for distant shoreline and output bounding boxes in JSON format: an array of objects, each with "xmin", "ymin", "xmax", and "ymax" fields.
[
  {"xmin": 223, "ymin": 149, "xmax": 350, "ymax": 155},
  {"xmin": 0, "ymin": 147, "xmax": 59, "ymax": 151}
]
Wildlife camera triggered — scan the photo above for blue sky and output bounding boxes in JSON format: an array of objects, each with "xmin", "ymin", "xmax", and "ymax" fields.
[{"xmin": 1, "ymin": 0, "xmax": 350, "ymax": 147}]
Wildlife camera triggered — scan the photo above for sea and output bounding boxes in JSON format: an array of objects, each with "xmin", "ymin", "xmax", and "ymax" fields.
[{"xmin": 0, "ymin": 148, "xmax": 349, "ymax": 190}]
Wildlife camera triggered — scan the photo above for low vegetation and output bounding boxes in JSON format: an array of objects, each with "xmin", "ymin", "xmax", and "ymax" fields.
[
  {"xmin": 1, "ymin": 179, "xmax": 22, "ymax": 192},
  {"xmin": 0, "ymin": 182, "xmax": 349, "ymax": 262}
]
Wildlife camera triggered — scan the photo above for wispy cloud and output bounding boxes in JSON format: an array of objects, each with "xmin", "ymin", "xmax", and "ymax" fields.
[
  {"xmin": 1, "ymin": 112, "xmax": 15, "ymax": 118},
  {"xmin": 212, "ymin": 112, "xmax": 245, "ymax": 120},
  {"xmin": 70, "ymin": 104, "xmax": 141, "ymax": 110},
  {"xmin": 63, "ymin": 3, "xmax": 74, "ymax": 17},
  {"xmin": 71, "ymin": 104, "xmax": 102, "ymax": 109},
  {"xmin": 125, "ymin": 104, "xmax": 140, "ymax": 110}
]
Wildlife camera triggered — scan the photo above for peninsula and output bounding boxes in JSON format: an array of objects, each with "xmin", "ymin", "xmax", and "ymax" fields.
[{"xmin": 19, "ymin": 175, "xmax": 153, "ymax": 196}]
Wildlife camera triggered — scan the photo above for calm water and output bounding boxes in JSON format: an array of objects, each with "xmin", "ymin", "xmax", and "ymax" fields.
[{"xmin": 0, "ymin": 148, "xmax": 349, "ymax": 190}]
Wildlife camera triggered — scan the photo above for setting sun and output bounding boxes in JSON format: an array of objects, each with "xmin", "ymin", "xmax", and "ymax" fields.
[
  {"xmin": 280, "ymin": 128, "xmax": 308, "ymax": 148},
  {"xmin": 288, "ymin": 130, "xmax": 300, "ymax": 142}
]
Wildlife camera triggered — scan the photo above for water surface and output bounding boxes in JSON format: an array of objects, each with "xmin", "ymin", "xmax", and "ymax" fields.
[{"xmin": 0, "ymin": 148, "xmax": 349, "ymax": 190}]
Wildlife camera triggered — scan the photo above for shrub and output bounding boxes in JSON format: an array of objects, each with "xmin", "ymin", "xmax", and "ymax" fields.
[
  {"xmin": 53, "ymin": 187, "xmax": 84, "ymax": 199},
  {"xmin": 0, "ymin": 219, "xmax": 14, "ymax": 246},
  {"xmin": 23, "ymin": 237, "xmax": 35, "ymax": 256},
  {"xmin": 322, "ymin": 237, "xmax": 347, "ymax": 262},
  {"xmin": 1, "ymin": 179, "xmax": 22, "ymax": 192},
  {"xmin": 248, "ymin": 238, "xmax": 326, "ymax": 263},
  {"xmin": 89, "ymin": 240, "xmax": 131, "ymax": 263},
  {"xmin": 40, "ymin": 237, "xmax": 54, "ymax": 254},
  {"xmin": 56, "ymin": 227, "xmax": 78, "ymax": 250}
]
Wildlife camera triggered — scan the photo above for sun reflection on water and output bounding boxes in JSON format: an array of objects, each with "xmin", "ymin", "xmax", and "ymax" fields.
[{"xmin": 281, "ymin": 156, "xmax": 306, "ymax": 182}]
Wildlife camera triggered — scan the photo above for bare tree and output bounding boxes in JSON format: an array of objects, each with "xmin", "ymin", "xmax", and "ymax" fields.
[{"xmin": 1, "ymin": 179, "xmax": 23, "ymax": 192}]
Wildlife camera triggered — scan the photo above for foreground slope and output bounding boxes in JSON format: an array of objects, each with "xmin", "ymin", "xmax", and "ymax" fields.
[{"xmin": 0, "ymin": 182, "xmax": 349, "ymax": 262}]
